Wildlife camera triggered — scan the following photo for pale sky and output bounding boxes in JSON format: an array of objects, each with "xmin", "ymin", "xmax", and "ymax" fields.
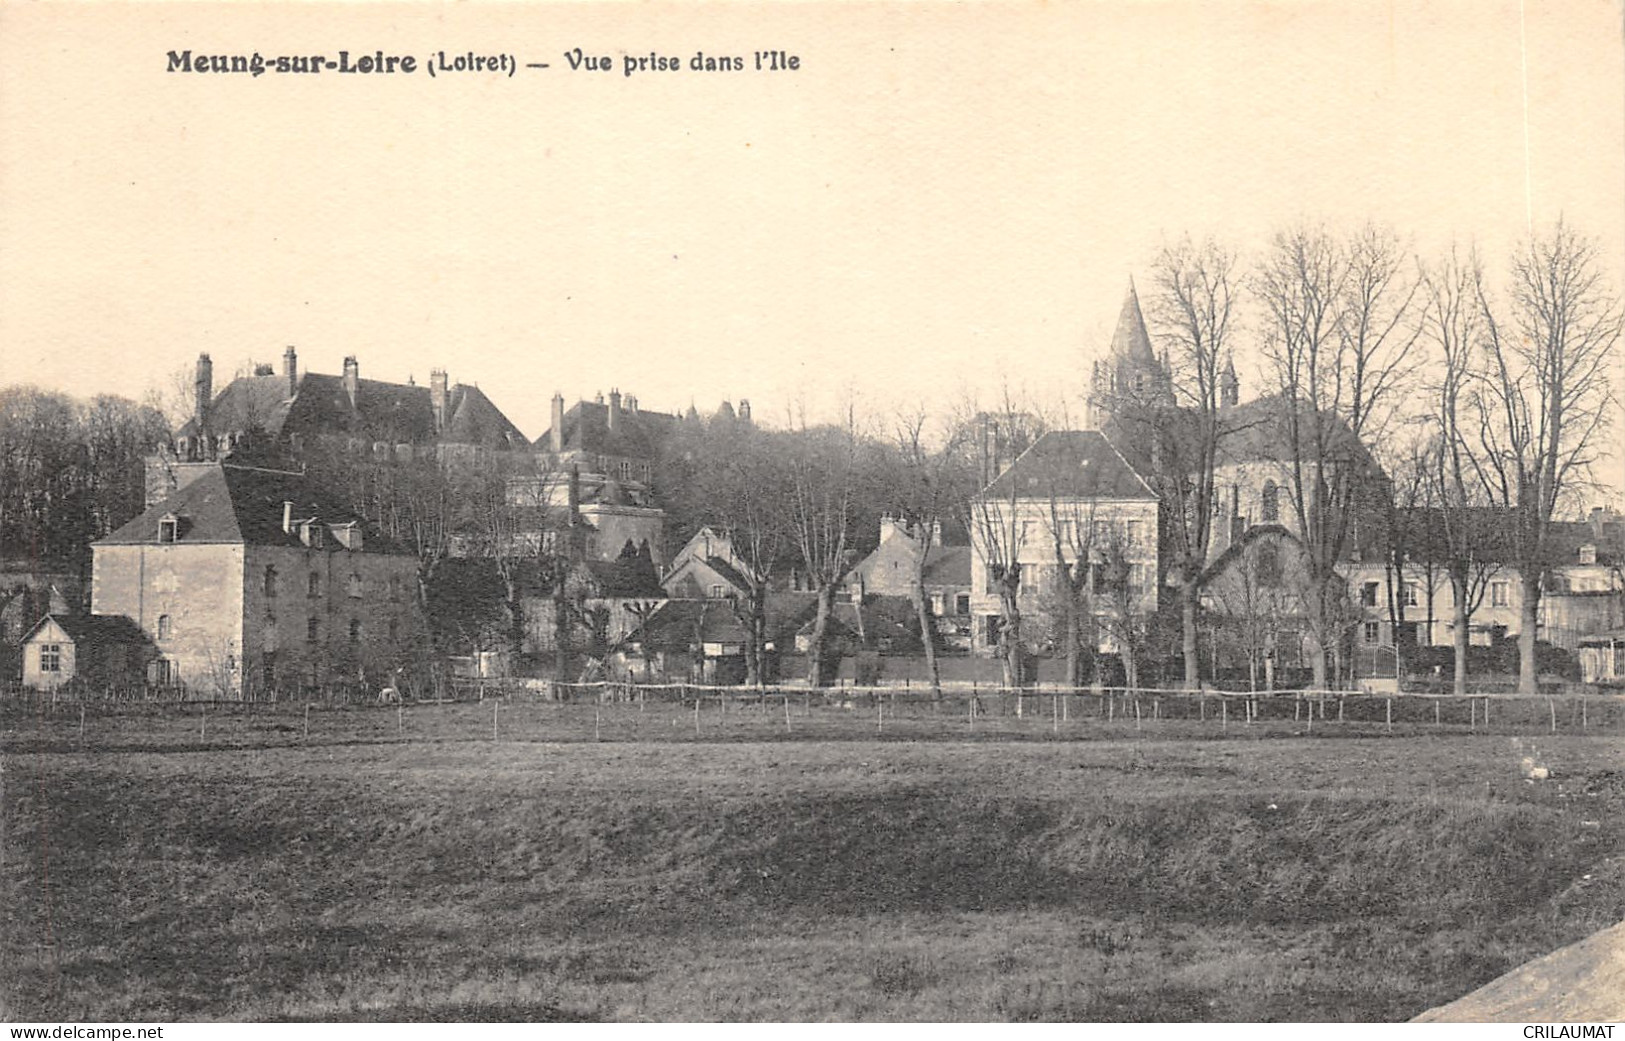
[{"xmin": 2, "ymin": 1, "xmax": 1622, "ymax": 492}]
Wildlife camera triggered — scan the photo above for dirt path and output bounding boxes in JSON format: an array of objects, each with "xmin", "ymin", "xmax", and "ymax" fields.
[{"xmin": 1414, "ymin": 918, "xmax": 1625, "ymax": 1022}]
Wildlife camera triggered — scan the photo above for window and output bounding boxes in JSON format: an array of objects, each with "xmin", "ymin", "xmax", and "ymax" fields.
[
  {"xmin": 349, "ymin": 619, "xmax": 361, "ymax": 642},
  {"xmin": 158, "ymin": 516, "xmax": 179, "ymax": 543},
  {"xmin": 1255, "ymin": 545, "xmax": 1282, "ymax": 587},
  {"xmin": 1261, "ymin": 481, "xmax": 1280, "ymax": 524},
  {"xmin": 1128, "ymin": 563, "xmax": 1147, "ymax": 593},
  {"xmin": 307, "ymin": 617, "xmax": 320, "ymax": 642},
  {"xmin": 388, "ymin": 575, "xmax": 401, "ymax": 601},
  {"xmin": 157, "ymin": 614, "xmax": 171, "ymax": 640},
  {"xmin": 1491, "ymin": 581, "xmax": 1510, "ymax": 607},
  {"xmin": 388, "ymin": 619, "xmax": 399, "ymax": 642},
  {"xmin": 264, "ymin": 565, "xmax": 278, "ymax": 598},
  {"xmin": 308, "ymin": 573, "xmax": 321, "ymax": 598},
  {"xmin": 303, "ymin": 523, "xmax": 325, "ymax": 549},
  {"xmin": 347, "ymin": 573, "xmax": 363, "ymax": 599},
  {"xmin": 39, "ymin": 644, "xmax": 61, "ymax": 672},
  {"xmin": 1363, "ymin": 621, "xmax": 1381, "ymax": 644},
  {"xmin": 1402, "ymin": 581, "xmax": 1419, "ymax": 608},
  {"xmin": 1057, "ymin": 519, "xmax": 1074, "ymax": 545},
  {"xmin": 1092, "ymin": 520, "xmax": 1111, "ymax": 542},
  {"xmin": 930, "ymin": 591, "xmax": 946, "ymax": 615},
  {"xmin": 710, "ymin": 584, "xmax": 725, "ymax": 599},
  {"xmin": 1126, "ymin": 519, "xmax": 1145, "ymax": 547},
  {"xmin": 1360, "ymin": 581, "xmax": 1379, "ymax": 607}
]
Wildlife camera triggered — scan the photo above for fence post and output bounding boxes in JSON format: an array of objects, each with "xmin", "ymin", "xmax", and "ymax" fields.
[
  {"xmin": 1548, "ymin": 697, "xmax": 1556, "ymax": 734},
  {"xmin": 1053, "ymin": 694, "xmax": 1059, "ymax": 733},
  {"xmin": 304, "ymin": 703, "xmax": 310, "ymax": 743},
  {"xmin": 1582, "ymin": 694, "xmax": 1588, "ymax": 729},
  {"xmin": 1385, "ymin": 697, "xmax": 1392, "ymax": 733},
  {"xmin": 694, "ymin": 696, "xmax": 701, "ymax": 735},
  {"xmin": 79, "ymin": 703, "xmax": 85, "ymax": 748},
  {"xmin": 1134, "ymin": 699, "xmax": 1141, "ymax": 731},
  {"xmin": 397, "ymin": 703, "xmax": 403, "ymax": 737},
  {"xmin": 492, "ymin": 699, "xmax": 499, "ymax": 741},
  {"xmin": 1484, "ymin": 697, "xmax": 1490, "ymax": 727},
  {"xmin": 596, "ymin": 706, "xmax": 602, "ymax": 742},
  {"xmin": 1434, "ymin": 700, "xmax": 1441, "ymax": 729},
  {"xmin": 784, "ymin": 695, "xmax": 792, "ymax": 733},
  {"xmin": 877, "ymin": 694, "xmax": 883, "ymax": 734},
  {"xmin": 1470, "ymin": 697, "xmax": 1476, "ymax": 731},
  {"xmin": 1221, "ymin": 697, "xmax": 1228, "ymax": 731}
]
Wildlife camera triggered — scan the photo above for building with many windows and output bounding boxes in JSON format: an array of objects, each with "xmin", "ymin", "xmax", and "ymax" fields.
[{"xmin": 93, "ymin": 463, "xmax": 423, "ymax": 694}]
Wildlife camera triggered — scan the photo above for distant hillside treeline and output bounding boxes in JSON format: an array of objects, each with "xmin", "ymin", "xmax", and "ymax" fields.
[{"xmin": 0, "ymin": 387, "xmax": 168, "ymax": 571}]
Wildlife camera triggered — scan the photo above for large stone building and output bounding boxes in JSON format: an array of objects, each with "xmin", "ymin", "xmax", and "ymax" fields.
[
  {"xmin": 95, "ymin": 463, "xmax": 423, "ymax": 694},
  {"xmin": 148, "ymin": 348, "xmax": 528, "ymax": 506},
  {"xmin": 967, "ymin": 429, "xmax": 1162, "ymax": 656}
]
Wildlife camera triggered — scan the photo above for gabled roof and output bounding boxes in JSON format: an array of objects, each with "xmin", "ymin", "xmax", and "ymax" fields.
[
  {"xmin": 580, "ymin": 558, "xmax": 665, "ymax": 600},
  {"xmin": 630, "ymin": 598, "xmax": 750, "ymax": 650},
  {"xmin": 23, "ymin": 612, "xmax": 148, "ymax": 646},
  {"xmin": 96, "ymin": 464, "xmax": 405, "ymax": 553},
  {"xmin": 535, "ymin": 400, "xmax": 678, "ymax": 460},
  {"xmin": 979, "ymin": 430, "xmax": 1157, "ymax": 502},
  {"xmin": 179, "ymin": 370, "xmax": 526, "ymax": 449}
]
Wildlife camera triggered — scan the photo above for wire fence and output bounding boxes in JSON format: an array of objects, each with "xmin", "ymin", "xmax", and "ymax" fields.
[{"xmin": 5, "ymin": 680, "xmax": 1624, "ymax": 753}]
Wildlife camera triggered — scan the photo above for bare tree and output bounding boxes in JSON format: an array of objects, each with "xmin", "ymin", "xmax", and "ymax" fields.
[
  {"xmin": 1254, "ymin": 223, "xmax": 1419, "ymax": 687},
  {"xmin": 1474, "ymin": 220, "xmax": 1622, "ymax": 693},
  {"xmin": 881, "ymin": 407, "xmax": 974, "ymax": 696},
  {"xmin": 1146, "ymin": 235, "xmax": 1240, "ymax": 689},
  {"xmin": 786, "ymin": 425, "xmax": 862, "ymax": 686}
]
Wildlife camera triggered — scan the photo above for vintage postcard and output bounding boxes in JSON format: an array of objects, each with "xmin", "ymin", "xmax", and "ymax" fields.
[{"xmin": 2, "ymin": 0, "xmax": 1623, "ymax": 1029}]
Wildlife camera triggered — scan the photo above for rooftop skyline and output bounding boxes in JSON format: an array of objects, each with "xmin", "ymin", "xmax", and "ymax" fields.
[{"xmin": 3, "ymin": 1, "xmax": 1622, "ymax": 495}]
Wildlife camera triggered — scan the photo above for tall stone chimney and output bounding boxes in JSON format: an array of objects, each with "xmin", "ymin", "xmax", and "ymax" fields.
[
  {"xmin": 607, "ymin": 389, "xmax": 621, "ymax": 431},
  {"xmin": 738, "ymin": 399, "xmax": 752, "ymax": 425},
  {"xmin": 194, "ymin": 353, "xmax": 212, "ymax": 431},
  {"xmin": 342, "ymin": 356, "xmax": 360, "ymax": 408},
  {"xmin": 283, "ymin": 346, "xmax": 299, "ymax": 399},
  {"xmin": 430, "ymin": 369, "xmax": 449, "ymax": 433},
  {"xmin": 550, "ymin": 392, "xmax": 565, "ymax": 453}
]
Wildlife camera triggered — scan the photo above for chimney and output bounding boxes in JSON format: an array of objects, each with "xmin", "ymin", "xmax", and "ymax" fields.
[
  {"xmin": 550, "ymin": 392, "xmax": 565, "ymax": 453},
  {"xmin": 194, "ymin": 353, "xmax": 213, "ymax": 430},
  {"xmin": 430, "ymin": 369, "xmax": 449, "ymax": 433},
  {"xmin": 282, "ymin": 500, "xmax": 294, "ymax": 534},
  {"xmin": 739, "ymin": 399, "xmax": 752, "ymax": 425},
  {"xmin": 607, "ymin": 389, "xmax": 621, "ymax": 431},
  {"xmin": 931, "ymin": 519, "xmax": 943, "ymax": 547},
  {"xmin": 1592, "ymin": 505, "xmax": 1606, "ymax": 538},
  {"xmin": 342, "ymin": 356, "xmax": 360, "ymax": 408},
  {"xmin": 626, "ymin": 395, "xmax": 638, "ymax": 414},
  {"xmin": 283, "ymin": 346, "xmax": 299, "ymax": 399}
]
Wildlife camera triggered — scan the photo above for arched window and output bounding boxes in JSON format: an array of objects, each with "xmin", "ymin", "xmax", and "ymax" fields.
[
  {"xmin": 1261, "ymin": 481, "xmax": 1280, "ymax": 524},
  {"xmin": 347, "ymin": 573, "xmax": 363, "ymax": 598},
  {"xmin": 348, "ymin": 619, "xmax": 362, "ymax": 642},
  {"xmin": 264, "ymin": 565, "xmax": 278, "ymax": 598},
  {"xmin": 308, "ymin": 572, "xmax": 321, "ymax": 598},
  {"xmin": 156, "ymin": 614, "xmax": 171, "ymax": 640}
]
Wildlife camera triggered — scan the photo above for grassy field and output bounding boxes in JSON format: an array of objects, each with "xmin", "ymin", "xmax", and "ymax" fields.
[{"xmin": 3, "ymin": 730, "xmax": 1622, "ymax": 1021}]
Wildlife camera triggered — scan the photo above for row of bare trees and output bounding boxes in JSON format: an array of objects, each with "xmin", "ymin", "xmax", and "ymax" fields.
[{"xmin": 1111, "ymin": 219, "xmax": 1618, "ymax": 695}]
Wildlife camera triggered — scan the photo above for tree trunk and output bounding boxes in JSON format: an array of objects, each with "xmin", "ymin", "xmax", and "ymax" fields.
[
  {"xmin": 1065, "ymin": 593, "xmax": 1083, "ymax": 688},
  {"xmin": 1181, "ymin": 582, "xmax": 1200, "ymax": 690},
  {"xmin": 805, "ymin": 585, "xmax": 835, "ymax": 687},
  {"xmin": 1451, "ymin": 569, "xmax": 1469, "ymax": 697},
  {"xmin": 1518, "ymin": 571, "xmax": 1541, "ymax": 694},
  {"xmin": 911, "ymin": 582, "xmax": 941, "ymax": 697}
]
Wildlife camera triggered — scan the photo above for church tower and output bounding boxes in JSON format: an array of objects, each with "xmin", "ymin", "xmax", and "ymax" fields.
[{"xmin": 1087, "ymin": 278, "xmax": 1174, "ymax": 429}]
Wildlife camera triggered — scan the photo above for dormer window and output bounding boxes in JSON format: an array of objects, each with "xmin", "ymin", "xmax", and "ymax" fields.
[
  {"xmin": 158, "ymin": 514, "xmax": 180, "ymax": 543},
  {"xmin": 300, "ymin": 521, "xmax": 324, "ymax": 549},
  {"xmin": 1579, "ymin": 544, "xmax": 1597, "ymax": 565}
]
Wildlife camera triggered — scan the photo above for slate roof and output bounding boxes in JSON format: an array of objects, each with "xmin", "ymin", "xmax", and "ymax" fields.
[
  {"xmin": 979, "ymin": 430, "xmax": 1158, "ymax": 501},
  {"xmin": 921, "ymin": 544, "xmax": 973, "ymax": 588},
  {"xmin": 178, "ymin": 371, "xmax": 527, "ymax": 449},
  {"xmin": 96, "ymin": 464, "xmax": 406, "ymax": 554},
  {"xmin": 24, "ymin": 612, "xmax": 149, "ymax": 646},
  {"xmin": 535, "ymin": 400, "xmax": 678, "ymax": 460}
]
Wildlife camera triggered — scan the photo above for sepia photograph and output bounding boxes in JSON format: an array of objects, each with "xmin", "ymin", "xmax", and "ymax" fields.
[{"xmin": 2, "ymin": 0, "xmax": 1623, "ymax": 1027}]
